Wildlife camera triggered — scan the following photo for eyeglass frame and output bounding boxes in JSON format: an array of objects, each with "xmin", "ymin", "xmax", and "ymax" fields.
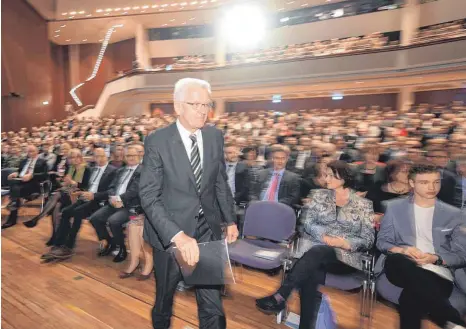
[{"xmin": 181, "ymin": 101, "xmax": 214, "ymax": 112}]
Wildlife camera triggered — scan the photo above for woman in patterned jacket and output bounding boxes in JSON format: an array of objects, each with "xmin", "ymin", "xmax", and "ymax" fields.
[{"xmin": 256, "ymin": 160, "xmax": 375, "ymax": 329}]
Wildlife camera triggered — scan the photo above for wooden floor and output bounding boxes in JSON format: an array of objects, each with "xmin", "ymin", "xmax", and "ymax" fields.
[{"xmin": 1, "ymin": 203, "xmax": 439, "ymax": 329}]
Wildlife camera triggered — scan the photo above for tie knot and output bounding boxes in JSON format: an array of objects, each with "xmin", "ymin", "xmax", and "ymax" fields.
[{"xmin": 189, "ymin": 134, "xmax": 197, "ymax": 143}]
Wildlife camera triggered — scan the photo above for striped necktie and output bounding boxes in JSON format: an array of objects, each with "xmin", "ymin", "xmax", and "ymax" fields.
[{"xmin": 190, "ymin": 134, "xmax": 203, "ymax": 216}]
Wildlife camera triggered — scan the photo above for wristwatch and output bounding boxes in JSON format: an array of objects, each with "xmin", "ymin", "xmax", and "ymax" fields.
[{"xmin": 433, "ymin": 254, "xmax": 443, "ymax": 266}]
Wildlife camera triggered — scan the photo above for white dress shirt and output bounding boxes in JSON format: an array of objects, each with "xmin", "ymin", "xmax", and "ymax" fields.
[
  {"xmin": 116, "ymin": 164, "xmax": 139, "ymax": 196},
  {"xmin": 19, "ymin": 157, "xmax": 38, "ymax": 177},
  {"xmin": 171, "ymin": 120, "xmax": 205, "ymax": 242},
  {"xmin": 176, "ymin": 119, "xmax": 203, "ymax": 166},
  {"xmin": 88, "ymin": 163, "xmax": 108, "ymax": 193},
  {"xmin": 414, "ymin": 204, "xmax": 453, "ymax": 281}
]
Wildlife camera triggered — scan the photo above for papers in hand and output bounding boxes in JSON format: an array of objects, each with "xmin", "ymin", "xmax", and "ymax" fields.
[
  {"xmin": 171, "ymin": 239, "xmax": 235, "ymax": 286},
  {"xmin": 253, "ymin": 250, "xmax": 282, "ymax": 261}
]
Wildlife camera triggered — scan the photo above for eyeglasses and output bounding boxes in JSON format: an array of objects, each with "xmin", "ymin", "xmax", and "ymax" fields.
[{"xmin": 183, "ymin": 102, "xmax": 213, "ymax": 112}]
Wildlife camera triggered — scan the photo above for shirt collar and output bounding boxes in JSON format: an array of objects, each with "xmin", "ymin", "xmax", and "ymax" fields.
[
  {"xmin": 97, "ymin": 163, "xmax": 108, "ymax": 170},
  {"xmin": 176, "ymin": 119, "xmax": 201, "ymax": 140},
  {"xmin": 273, "ymin": 169, "xmax": 285, "ymax": 176},
  {"xmin": 226, "ymin": 161, "xmax": 237, "ymax": 167}
]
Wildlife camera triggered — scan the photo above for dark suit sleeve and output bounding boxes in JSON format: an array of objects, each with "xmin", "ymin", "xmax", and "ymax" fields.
[
  {"xmin": 214, "ymin": 130, "xmax": 236, "ymax": 225},
  {"xmin": 78, "ymin": 167, "xmax": 91, "ymax": 190},
  {"xmin": 249, "ymin": 170, "xmax": 263, "ymax": 201},
  {"xmin": 279, "ymin": 172, "xmax": 301, "ymax": 206},
  {"xmin": 121, "ymin": 170, "xmax": 141, "ymax": 207},
  {"xmin": 33, "ymin": 159, "xmax": 48, "ymax": 182},
  {"xmin": 139, "ymin": 135, "xmax": 181, "ymax": 246},
  {"xmin": 107, "ymin": 168, "xmax": 121, "ymax": 196}
]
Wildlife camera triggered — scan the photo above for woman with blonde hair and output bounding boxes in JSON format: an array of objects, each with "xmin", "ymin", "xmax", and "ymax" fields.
[{"xmin": 23, "ymin": 148, "xmax": 91, "ymax": 246}]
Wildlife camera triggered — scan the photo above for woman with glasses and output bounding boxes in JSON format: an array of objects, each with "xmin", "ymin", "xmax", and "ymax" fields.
[
  {"xmin": 256, "ymin": 160, "xmax": 375, "ymax": 329},
  {"xmin": 23, "ymin": 148, "xmax": 91, "ymax": 246}
]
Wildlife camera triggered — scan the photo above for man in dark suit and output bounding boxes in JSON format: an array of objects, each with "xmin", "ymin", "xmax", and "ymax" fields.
[
  {"xmin": 40, "ymin": 148, "xmax": 117, "ymax": 260},
  {"xmin": 89, "ymin": 145, "xmax": 142, "ymax": 262},
  {"xmin": 224, "ymin": 143, "xmax": 249, "ymax": 205},
  {"xmin": 140, "ymin": 78, "xmax": 238, "ymax": 329},
  {"xmin": 2, "ymin": 145, "xmax": 48, "ymax": 229},
  {"xmin": 250, "ymin": 145, "xmax": 301, "ymax": 207},
  {"xmin": 427, "ymin": 148, "xmax": 457, "ymax": 206}
]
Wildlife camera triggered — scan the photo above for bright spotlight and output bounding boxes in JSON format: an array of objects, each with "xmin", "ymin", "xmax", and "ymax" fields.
[{"xmin": 221, "ymin": 4, "xmax": 266, "ymax": 48}]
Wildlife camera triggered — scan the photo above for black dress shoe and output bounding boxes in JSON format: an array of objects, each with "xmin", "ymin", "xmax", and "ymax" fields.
[
  {"xmin": 98, "ymin": 242, "xmax": 116, "ymax": 257},
  {"xmin": 113, "ymin": 247, "xmax": 127, "ymax": 263},
  {"xmin": 2, "ymin": 220, "xmax": 17, "ymax": 230},
  {"xmin": 256, "ymin": 295, "xmax": 286, "ymax": 314},
  {"xmin": 23, "ymin": 219, "xmax": 38, "ymax": 228}
]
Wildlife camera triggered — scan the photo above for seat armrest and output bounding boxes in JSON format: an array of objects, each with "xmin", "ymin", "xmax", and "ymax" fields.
[{"xmin": 278, "ymin": 231, "xmax": 300, "ymax": 249}]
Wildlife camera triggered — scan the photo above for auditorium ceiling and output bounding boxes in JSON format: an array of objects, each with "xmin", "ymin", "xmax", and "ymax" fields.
[{"xmin": 26, "ymin": 0, "xmax": 347, "ymax": 44}]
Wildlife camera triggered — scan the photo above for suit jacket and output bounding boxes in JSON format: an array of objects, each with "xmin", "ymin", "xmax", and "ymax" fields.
[
  {"xmin": 375, "ymin": 197, "xmax": 466, "ymax": 290},
  {"xmin": 233, "ymin": 161, "xmax": 250, "ymax": 204},
  {"xmin": 353, "ymin": 164, "xmax": 387, "ymax": 192},
  {"xmin": 140, "ymin": 123, "xmax": 236, "ymax": 250},
  {"xmin": 17, "ymin": 158, "xmax": 48, "ymax": 183},
  {"xmin": 108, "ymin": 165, "xmax": 142, "ymax": 209},
  {"xmin": 88, "ymin": 164, "xmax": 117, "ymax": 202},
  {"xmin": 250, "ymin": 168, "xmax": 301, "ymax": 206},
  {"xmin": 437, "ymin": 169, "xmax": 457, "ymax": 206}
]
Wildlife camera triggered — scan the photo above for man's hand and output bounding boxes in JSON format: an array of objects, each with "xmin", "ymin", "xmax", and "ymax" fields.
[
  {"xmin": 173, "ymin": 232, "xmax": 200, "ymax": 266},
  {"xmin": 415, "ymin": 253, "xmax": 438, "ymax": 266},
  {"xmin": 8, "ymin": 172, "xmax": 18, "ymax": 180},
  {"xmin": 22, "ymin": 173, "xmax": 33, "ymax": 182},
  {"xmin": 226, "ymin": 224, "xmax": 239, "ymax": 244},
  {"xmin": 80, "ymin": 192, "xmax": 94, "ymax": 201},
  {"xmin": 401, "ymin": 246, "xmax": 424, "ymax": 260}
]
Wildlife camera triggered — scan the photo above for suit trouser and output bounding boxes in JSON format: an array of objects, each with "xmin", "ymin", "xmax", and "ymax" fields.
[
  {"xmin": 89, "ymin": 205, "xmax": 130, "ymax": 247},
  {"xmin": 55, "ymin": 200, "xmax": 100, "ymax": 249},
  {"xmin": 384, "ymin": 253, "xmax": 465, "ymax": 329},
  {"xmin": 277, "ymin": 245, "xmax": 356, "ymax": 329},
  {"xmin": 151, "ymin": 215, "xmax": 226, "ymax": 329},
  {"xmin": 7, "ymin": 180, "xmax": 40, "ymax": 222}
]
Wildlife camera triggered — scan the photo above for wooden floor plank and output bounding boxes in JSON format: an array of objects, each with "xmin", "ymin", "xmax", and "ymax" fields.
[{"xmin": 2, "ymin": 206, "xmax": 439, "ymax": 329}]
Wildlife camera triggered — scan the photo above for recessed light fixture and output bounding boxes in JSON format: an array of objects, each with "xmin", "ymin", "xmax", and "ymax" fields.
[
  {"xmin": 301, "ymin": 3, "xmax": 308, "ymax": 6},
  {"xmin": 286, "ymin": 1, "xmax": 294, "ymax": 4},
  {"xmin": 280, "ymin": 17, "xmax": 289, "ymax": 22},
  {"xmin": 152, "ymin": 4, "xmax": 159, "ymax": 8},
  {"xmin": 60, "ymin": 24, "xmax": 66, "ymax": 27},
  {"xmin": 66, "ymin": 39, "xmax": 71, "ymax": 41},
  {"xmin": 210, "ymin": 0, "xmax": 216, "ymax": 2},
  {"xmin": 141, "ymin": 10, "xmax": 146, "ymax": 12},
  {"xmin": 190, "ymin": 1, "xmax": 198, "ymax": 4},
  {"xmin": 54, "ymin": 35, "xmax": 60, "ymax": 37},
  {"xmin": 171, "ymin": 3, "xmax": 178, "ymax": 6},
  {"xmin": 142, "ymin": 5, "xmax": 149, "ymax": 9},
  {"xmin": 86, "ymin": 14, "xmax": 92, "ymax": 17},
  {"xmin": 180, "ymin": 2, "xmax": 187, "ymax": 5},
  {"xmin": 356, "ymin": 81, "xmax": 364, "ymax": 84},
  {"xmin": 162, "ymin": 23, "xmax": 168, "ymax": 26},
  {"xmin": 69, "ymin": 11, "xmax": 77, "ymax": 14},
  {"xmin": 96, "ymin": 9, "xmax": 103, "ymax": 12},
  {"xmin": 69, "ymin": 16, "xmax": 74, "ymax": 18},
  {"xmin": 114, "ymin": 8, "xmax": 121, "ymax": 11},
  {"xmin": 200, "ymin": 0, "xmax": 207, "ymax": 3},
  {"xmin": 55, "ymin": 29, "xmax": 61, "ymax": 32},
  {"xmin": 42, "ymin": 101, "xmax": 49, "ymax": 105},
  {"xmin": 82, "ymin": 39, "xmax": 87, "ymax": 41},
  {"xmin": 105, "ymin": 8, "xmax": 112, "ymax": 11},
  {"xmin": 123, "ymin": 7, "xmax": 131, "ymax": 10},
  {"xmin": 122, "ymin": 11, "xmax": 128, "ymax": 14},
  {"xmin": 159, "ymin": 8, "xmax": 165, "ymax": 11},
  {"xmin": 132, "ymin": 6, "xmax": 140, "ymax": 9},
  {"xmin": 104, "ymin": 13, "xmax": 110, "ymax": 15},
  {"xmin": 161, "ymin": 4, "xmax": 168, "ymax": 7},
  {"xmin": 62, "ymin": 12, "xmax": 68, "ymax": 15},
  {"xmin": 78, "ymin": 11, "xmax": 85, "ymax": 14}
]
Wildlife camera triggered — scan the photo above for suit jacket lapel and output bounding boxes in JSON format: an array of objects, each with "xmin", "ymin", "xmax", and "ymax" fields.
[
  {"xmin": 170, "ymin": 124, "xmax": 197, "ymax": 194},
  {"xmin": 200, "ymin": 127, "xmax": 211, "ymax": 193},
  {"xmin": 278, "ymin": 171, "xmax": 287, "ymax": 199},
  {"xmin": 406, "ymin": 198, "xmax": 417, "ymax": 246}
]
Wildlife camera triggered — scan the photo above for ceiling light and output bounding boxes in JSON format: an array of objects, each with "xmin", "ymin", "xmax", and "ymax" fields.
[
  {"xmin": 55, "ymin": 29, "xmax": 61, "ymax": 32},
  {"xmin": 190, "ymin": 1, "xmax": 198, "ymax": 4},
  {"xmin": 159, "ymin": 8, "xmax": 165, "ymax": 11},
  {"xmin": 142, "ymin": 5, "xmax": 149, "ymax": 9},
  {"xmin": 200, "ymin": 0, "xmax": 207, "ymax": 3},
  {"xmin": 66, "ymin": 39, "xmax": 71, "ymax": 41},
  {"xmin": 54, "ymin": 35, "xmax": 60, "ymax": 37},
  {"xmin": 122, "ymin": 12, "xmax": 128, "ymax": 14},
  {"xmin": 169, "ymin": 19, "xmax": 174, "ymax": 22},
  {"xmin": 152, "ymin": 4, "xmax": 159, "ymax": 8},
  {"xmin": 96, "ymin": 9, "xmax": 103, "ymax": 12},
  {"xmin": 62, "ymin": 12, "xmax": 67, "ymax": 15},
  {"xmin": 86, "ymin": 14, "xmax": 92, "ymax": 17},
  {"xmin": 99, "ymin": 39, "xmax": 104, "ymax": 41},
  {"xmin": 78, "ymin": 11, "xmax": 85, "ymax": 14},
  {"xmin": 69, "ymin": 16, "xmax": 74, "ymax": 18},
  {"xmin": 189, "ymin": 17, "xmax": 195, "ymax": 20},
  {"xmin": 82, "ymin": 39, "xmax": 87, "ymax": 41},
  {"xmin": 171, "ymin": 3, "xmax": 179, "ymax": 6},
  {"xmin": 42, "ymin": 101, "xmax": 49, "ymax": 105},
  {"xmin": 132, "ymin": 6, "xmax": 140, "ymax": 9},
  {"xmin": 301, "ymin": 3, "xmax": 308, "ymax": 6},
  {"xmin": 69, "ymin": 11, "xmax": 77, "ymax": 14},
  {"xmin": 180, "ymin": 2, "xmax": 187, "ymax": 5},
  {"xmin": 60, "ymin": 24, "xmax": 66, "ymax": 27},
  {"xmin": 162, "ymin": 24, "xmax": 168, "ymax": 26},
  {"xmin": 105, "ymin": 8, "xmax": 112, "ymax": 11},
  {"xmin": 210, "ymin": 0, "xmax": 216, "ymax": 2},
  {"xmin": 104, "ymin": 13, "xmax": 110, "ymax": 15},
  {"xmin": 286, "ymin": 1, "xmax": 294, "ymax": 4},
  {"xmin": 114, "ymin": 7, "xmax": 121, "ymax": 11},
  {"xmin": 221, "ymin": 4, "xmax": 266, "ymax": 48},
  {"xmin": 141, "ymin": 10, "xmax": 146, "ymax": 12},
  {"xmin": 161, "ymin": 4, "xmax": 168, "ymax": 7},
  {"xmin": 280, "ymin": 17, "xmax": 289, "ymax": 22},
  {"xmin": 123, "ymin": 7, "xmax": 131, "ymax": 10}
]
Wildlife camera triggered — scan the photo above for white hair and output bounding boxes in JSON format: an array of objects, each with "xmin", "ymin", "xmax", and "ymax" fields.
[{"xmin": 173, "ymin": 78, "xmax": 211, "ymax": 102}]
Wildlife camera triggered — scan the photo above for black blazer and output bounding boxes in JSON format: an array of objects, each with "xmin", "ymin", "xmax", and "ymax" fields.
[
  {"xmin": 17, "ymin": 158, "xmax": 48, "ymax": 183},
  {"xmin": 438, "ymin": 169, "xmax": 457, "ymax": 207},
  {"xmin": 108, "ymin": 165, "xmax": 142, "ymax": 209},
  {"xmin": 233, "ymin": 161, "xmax": 250, "ymax": 204},
  {"xmin": 88, "ymin": 164, "xmax": 117, "ymax": 202},
  {"xmin": 251, "ymin": 168, "xmax": 301, "ymax": 206},
  {"xmin": 74, "ymin": 166, "xmax": 92, "ymax": 191}
]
